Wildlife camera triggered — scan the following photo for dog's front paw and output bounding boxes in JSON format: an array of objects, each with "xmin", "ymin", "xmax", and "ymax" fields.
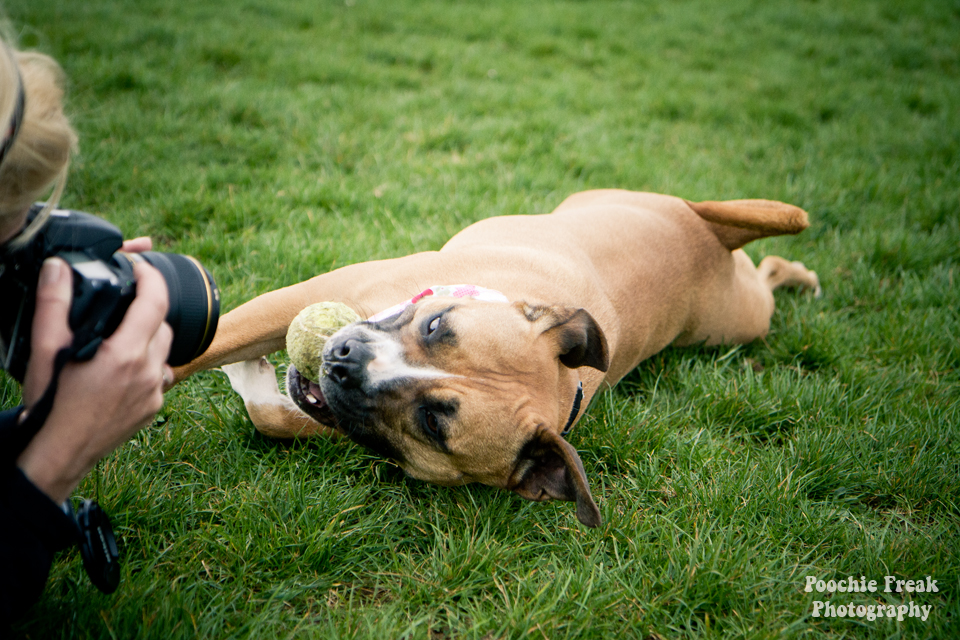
[{"xmin": 221, "ymin": 358, "xmax": 282, "ymax": 403}]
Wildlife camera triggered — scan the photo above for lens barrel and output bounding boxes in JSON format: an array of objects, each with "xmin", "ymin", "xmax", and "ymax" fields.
[{"xmin": 139, "ymin": 252, "xmax": 220, "ymax": 366}]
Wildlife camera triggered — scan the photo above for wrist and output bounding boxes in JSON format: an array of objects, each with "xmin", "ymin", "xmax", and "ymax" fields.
[{"xmin": 16, "ymin": 428, "xmax": 95, "ymax": 504}]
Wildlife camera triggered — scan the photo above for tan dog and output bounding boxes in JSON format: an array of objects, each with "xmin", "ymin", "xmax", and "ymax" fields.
[{"xmin": 174, "ymin": 189, "xmax": 819, "ymax": 527}]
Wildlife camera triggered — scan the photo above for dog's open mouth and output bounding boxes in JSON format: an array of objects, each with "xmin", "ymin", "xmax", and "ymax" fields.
[
  {"xmin": 302, "ymin": 378, "xmax": 326, "ymax": 407},
  {"xmin": 287, "ymin": 365, "xmax": 341, "ymax": 430}
]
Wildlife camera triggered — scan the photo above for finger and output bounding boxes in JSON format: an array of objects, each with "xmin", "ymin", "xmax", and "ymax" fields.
[
  {"xmin": 107, "ymin": 261, "xmax": 170, "ymax": 354},
  {"xmin": 121, "ymin": 237, "xmax": 153, "ymax": 253},
  {"xmin": 150, "ymin": 322, "xmax": 174, "ymax": 369},
  {"xmin": 151, "ymin": 323, "xmax": 175, "ymax": 392},
  {"xmin": 133, "ymin": 323, "xmax": 173, "ymax": 423},
  {"xmin": 23, "ymin": 259, "xmax": 74, "ymax": 405},
  {"xmin": 161, "ymin": 363, "xmax": 175, "ymax": 391}
]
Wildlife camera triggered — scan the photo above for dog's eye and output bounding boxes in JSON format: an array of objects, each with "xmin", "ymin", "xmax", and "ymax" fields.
[
  {"xmin": 417, "ymin": 401, "xmax": 457, "ymax": 450},
  {"xmin": 419, "ymin": 407, "xmax": 441, "ymax": 438},
  {"xmin": 421, "ymin": 306, "xmax": 456, "ymax": 345}
]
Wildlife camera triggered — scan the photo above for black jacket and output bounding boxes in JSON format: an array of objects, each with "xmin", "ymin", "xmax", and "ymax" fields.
[{"xmin": 0, "ymin": 407, "xmax": 81, "ymax": 634}]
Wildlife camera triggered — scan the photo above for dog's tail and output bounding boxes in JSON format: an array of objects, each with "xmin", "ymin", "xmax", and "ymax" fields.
[{"xmin": 685, "ymin": 198, "xmax": 809, "ymax": 251}]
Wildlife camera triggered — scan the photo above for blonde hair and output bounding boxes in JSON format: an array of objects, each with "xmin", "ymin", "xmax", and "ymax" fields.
[{"xmin": 0, "ymin": 40, "xmax": 77, "ymax": 247}]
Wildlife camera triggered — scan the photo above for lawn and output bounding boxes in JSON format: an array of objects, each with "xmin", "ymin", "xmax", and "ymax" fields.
[{"xmin": 3, "ymin": 0, "xmax": 959, "ymax": 638}]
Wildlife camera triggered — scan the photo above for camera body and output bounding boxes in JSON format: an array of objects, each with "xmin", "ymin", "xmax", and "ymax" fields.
[{"xmin": 0, "ymin": 206, "xmax": 220, "ymax": 382}]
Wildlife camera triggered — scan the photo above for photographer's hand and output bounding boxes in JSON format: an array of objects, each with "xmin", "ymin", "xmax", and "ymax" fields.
[{"xmin": 16, "ymin": 257, "xmax": 174, "ymax": 504}]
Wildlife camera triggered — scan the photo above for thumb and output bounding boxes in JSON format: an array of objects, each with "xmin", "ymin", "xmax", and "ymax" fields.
[{"xmin": 22, "ymin": 258, "xmax": 74, "ymax": 406}]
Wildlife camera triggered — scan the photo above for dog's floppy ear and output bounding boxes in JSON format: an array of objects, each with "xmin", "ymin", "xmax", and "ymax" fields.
[
  {"xmin": 508, "ymin": 425, "xmax": 602, "ymax": 528},
  {"xmin": 520, "ymin": 303, "xmax": 609, "ymax": 372}
]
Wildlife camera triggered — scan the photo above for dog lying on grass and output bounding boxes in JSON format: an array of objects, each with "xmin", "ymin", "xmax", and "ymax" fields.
[{"xmin": 174, "ymin": 189, "xmax": 820, "ymax": 527}]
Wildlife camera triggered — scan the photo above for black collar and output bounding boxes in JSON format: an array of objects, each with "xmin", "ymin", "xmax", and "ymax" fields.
[{"xmin": 560, "ymin": 381, "xmax": 583, "ymax": 436}]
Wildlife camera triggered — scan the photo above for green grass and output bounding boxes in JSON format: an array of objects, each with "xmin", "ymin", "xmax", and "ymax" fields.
[{"xmin": 3, "ymin": 0, "xmax": 959, "ymax": 637}]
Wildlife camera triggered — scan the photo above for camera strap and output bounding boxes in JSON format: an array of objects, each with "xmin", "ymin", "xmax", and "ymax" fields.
[{"xmin": 2, "ymin": 345, "xmax": 75, "ymax": 465}]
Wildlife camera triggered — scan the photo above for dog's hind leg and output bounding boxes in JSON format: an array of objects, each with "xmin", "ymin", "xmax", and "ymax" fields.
[
  {"xmin": 222, "ymin": 358, "xmax": 337, "ymax": 439},
  {"xmin": 684, "ymin": 198, "xmax": 810, "ymax": 250},
  {"xmin": 677, "ymin": 248, "xmax": 820, "ymax": 348},
  {"xmin": 757, "ymin": 256, "xmax": 821, "ymax": 297},
  {"xmin": 672, "ymin": 197, "xmax": 820, "ymax": 345}
]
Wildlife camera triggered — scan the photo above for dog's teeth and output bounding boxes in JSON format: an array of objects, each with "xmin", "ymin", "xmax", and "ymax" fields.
[{"xmin": 305, "ymin": 393, "xmax": 318, "ymax": 404}]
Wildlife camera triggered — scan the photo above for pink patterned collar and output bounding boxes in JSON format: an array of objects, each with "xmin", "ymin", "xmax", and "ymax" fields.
[{"xmin": 368, "ymin": 284, "xmax": 508, "ymax": 322}]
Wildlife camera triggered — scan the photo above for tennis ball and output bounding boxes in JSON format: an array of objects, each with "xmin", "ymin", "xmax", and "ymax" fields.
[{"xmin": 286, "ymin": 302, "xmax": 361, "ymax": 381}]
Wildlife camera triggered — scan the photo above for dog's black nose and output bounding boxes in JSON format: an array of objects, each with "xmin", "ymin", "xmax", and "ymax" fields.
[{"xmin": 325, "ymin": 335, "xmax": 373, "ymax": 389}]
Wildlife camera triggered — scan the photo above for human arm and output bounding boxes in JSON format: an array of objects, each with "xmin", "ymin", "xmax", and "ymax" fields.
[
  {"xmin": 1, "ymin": 254, "xmax": 172, "ymax": 630},
  {"xmin": 0, "ymin": 447, "xmax": 80, "ymax": 632}
]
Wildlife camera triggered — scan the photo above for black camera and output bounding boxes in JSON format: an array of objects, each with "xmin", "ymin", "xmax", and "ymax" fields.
[{"xmin": 0, "ymin": 205, "xmax": 220, "ymax": 381}]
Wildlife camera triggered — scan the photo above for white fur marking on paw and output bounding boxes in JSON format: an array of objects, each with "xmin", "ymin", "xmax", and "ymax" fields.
[{"xmin": 221, "ymin": 358, "xmax": 288, "ymax": 406}]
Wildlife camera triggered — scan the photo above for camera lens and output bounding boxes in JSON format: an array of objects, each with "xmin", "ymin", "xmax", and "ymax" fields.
[{"xmin": 138, "ymin": 252, "xmax": 220, "ymax": 366}]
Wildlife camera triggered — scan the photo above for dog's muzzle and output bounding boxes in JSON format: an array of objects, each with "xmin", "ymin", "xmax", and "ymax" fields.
[
  {"xmin": 286, "ymin": 328, "xmax": 379, "ymax": 429},
  {"xmin": 315, "ymin": 329, "xmax": 381, "ymax": 425}
]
